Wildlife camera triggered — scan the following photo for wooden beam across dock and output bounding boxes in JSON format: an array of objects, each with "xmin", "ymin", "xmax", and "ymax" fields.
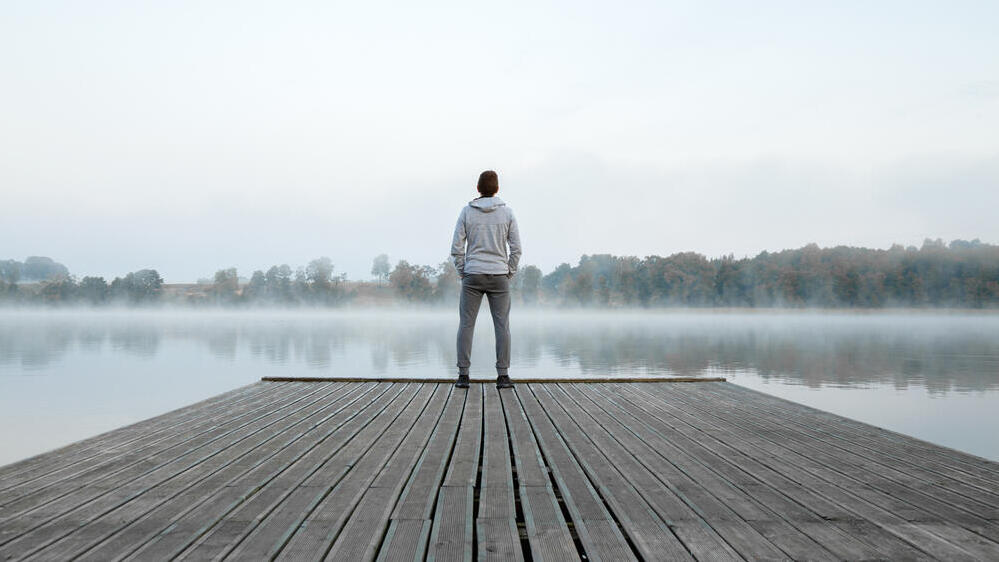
[{"xmin": 1, "ymin": 380, "xmax": 997, "ymax": 560}]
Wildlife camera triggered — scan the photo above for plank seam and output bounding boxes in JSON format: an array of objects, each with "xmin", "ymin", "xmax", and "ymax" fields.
[
  {"xmin": 707, "ymin": 383, "xmax": 999, "ymax": 497},
  {"xmin": 0, "ymin": 382, "xmax": 290, "ymax": 497},
  {"xmin": 626, "ymin": 383, "xmax": 980, "ymax": 559},
  {"xmin": 499, "ymin": 392, "xmax": 534, "ymax": 562},
  {"xmin": 512, "ymin": 388, "xmax": 590, "ymax": 560},
  {"xmin": 0, "ymin": 382, "xmax": 338, "ymax": 556},
  {"xmin": 676, "ymin": 383, "xmax": 999, "ymax": 551},
  {"xmin": 582, "ymin": 382, "xmax": 870, "ymax": 560},
  {"xmin": 252, "ymin": 383, "xmax": 434, "ymax": 561},
  {"xmin": 473, "ymin": 386, "xmax": 485, "ymax": 560},
  {"xmin": 312, "ymin": 384, "xmax": 453, "ymax": 561},
  {"xmin": 521, "ymin": 384, "xmax": 645, "ymax": 562},
  {"xmin": 391, "ymin": 385, "xmax": 466, "ymax": 559},
  {"xmin": 166, "ymin": 383, "xmax": 405, "ymax": 561},
  {"xmin": 259, "ymin": 383, "xmax": 435, "ymax": 561},
  {"xmin": 75, "ymin": 382, "xmax": 388, "ymax": 561}
]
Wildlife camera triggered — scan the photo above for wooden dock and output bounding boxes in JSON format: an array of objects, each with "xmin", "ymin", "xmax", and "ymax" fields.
[{"xmin": 1, "ymin": 380, "xmax": 998, "ymax": 561}]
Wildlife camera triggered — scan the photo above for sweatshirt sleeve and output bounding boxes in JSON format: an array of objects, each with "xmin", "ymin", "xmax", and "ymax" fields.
[
  {"xmin": 507, "ymin": 209, "xmax": 522, "ymax": 275},
  {"xmin": 450, "ymin": 208, "xmax": 467, "ymax": 275}
]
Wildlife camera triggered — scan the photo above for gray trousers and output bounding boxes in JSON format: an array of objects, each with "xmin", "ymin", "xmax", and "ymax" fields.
[{"xmin": 456, "ymin": 273, "xmax": 511, "ymax": 376}]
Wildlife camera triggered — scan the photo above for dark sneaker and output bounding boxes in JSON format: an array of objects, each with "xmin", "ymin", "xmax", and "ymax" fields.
[
  {"xmin": 455, "ymin": 374, "xmax": 470, "ymax": 388},
  {"xmin": 496, "ymin": 374, "xmax": 513, "ymax": 389}
]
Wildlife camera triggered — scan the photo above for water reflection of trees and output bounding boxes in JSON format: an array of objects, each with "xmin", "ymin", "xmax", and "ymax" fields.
[
  {"xmin": 1, "ymin": 312, "xmax": 997, "ymax": 393},
  {"xmin": 0, "ymin": 320, "xmax": 162, "ymax": 369},
  {"xmin": 523, "ymin": 315, "xmax": 999, "ymax": 393}
]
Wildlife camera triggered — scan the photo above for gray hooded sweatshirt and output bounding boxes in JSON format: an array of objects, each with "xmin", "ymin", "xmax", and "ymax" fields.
[{"xmin": 450, "ymin": 196, "xmax": 522, "ymax": 277}]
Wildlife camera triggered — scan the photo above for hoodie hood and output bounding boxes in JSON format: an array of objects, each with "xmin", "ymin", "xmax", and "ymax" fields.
[{"xmin": 469, "ymin": 196, "xmax": 506, "ymax": 213}]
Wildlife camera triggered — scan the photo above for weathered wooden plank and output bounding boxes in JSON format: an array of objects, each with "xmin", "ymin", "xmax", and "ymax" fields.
[
  {"xmin": 676, "ymin": 383, "xmax": 999, "ymax": 548},
  {"xmin": 0, "ymin": 381, "xmax": 292, "ymax": 503},
  {"xmin": 477, "ymin": 386, "xmax": 515, "ymax": 520},
  {"xmin": 699, "ymin": 382, "xmax": 999, "ymax": 509},
  {"xmin": 628, "ymin": 383, "xmax": 995, "ymax": 560},
  {"xmin": 388, "ymin": 388, "xmax": 465, "ymax": 520},
  {"xmin": 711, "ymin": 381, "xmax": 999, "ymax": 482},
  {"xmin": 328, "ymin": 387, "xmax": 465, "ymax": 561},
  {"xmin": 2, "ymin": 379, "xmax": 997, "ymax": 561},
  {"xmin": 475, "ymin": 518, "xmax": 523, "ymax": 562},
  {"xmin": 500, "ymin": 389, "xmax": 578, "ymax": 562},
  {"xmin": 416, "ymin": 385, "xmax": 482, "ymax": 562},
  {"xmin": 0, "ymin": 382, "xmax": 336, "ymax": 558},
  {"xmin": 618, "ymin": 383, "xmax": 937, "ymax": 559},
  {"xmin": 526, "ymin": 384, "xmax": 718, "ymax": 562},
  {"xmin": 111, "ymin": 382, "xmax": 396, "ymax": 561},
  {"xmin": 582, "ymin": 383, "xmax": 896, "ymax": 560},
  {"xmin": 73, "ymin": 383, "xmax": 386, "ymax": 561},
  {"xmin": 442, "ymin": 384, "xmax": 483, "ymax": 488},
  {"xmin": 424, "ymin": 485, "xmax": 472, "ymax": 562},
  {"xmin": 301, "ymin": 385, "xmax": 450, "ymax": 561},
  {"xmin": 660, "ymin": 382, "xmax": 988, "ymax": 559},
  {"xmin": 515, "ymin": 385, "xmax": 637, "ymax": 561},
  {"xmin": 0, "ymin": 381, "xmax": 269, "ymax": 482},
  {"xmin": 0, "ymin": 381, "xmax": 306, "ymax": 520},
  {"xmin": 558, "ymin": 382, "xmax": 844, "ymax": 562},
  {"xmin": 274, "ymin": 384, "xmax": 449, "ymax": 561},
  {"xmin": 171, "ymin": 383, "xmax": 426, "ymax": 561},
  {"xmin": 378, "ymin": 518, "xmax": 431, "ymax": 562},
  {"xmin": 15, "ymin": 382, "xmax": 361, "ymax": 561},
  {"xmin": 475, "ymin": 385, "xmax": 522, "ymax": 560}
]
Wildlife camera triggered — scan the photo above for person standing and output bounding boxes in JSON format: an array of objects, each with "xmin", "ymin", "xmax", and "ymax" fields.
[{"xmin": 450, "ymin": 170, "xmax": 522, "ymax": 389}]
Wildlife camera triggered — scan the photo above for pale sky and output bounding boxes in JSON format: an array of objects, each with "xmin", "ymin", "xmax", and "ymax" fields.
[{"xmin": 2, "ymin": 1, "xmax": 997, "ymax": 282}]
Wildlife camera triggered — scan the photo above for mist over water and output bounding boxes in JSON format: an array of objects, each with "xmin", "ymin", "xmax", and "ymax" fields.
[{"xmin": 1, "ymin": 309, "xmax": 998, "ymax": 465}]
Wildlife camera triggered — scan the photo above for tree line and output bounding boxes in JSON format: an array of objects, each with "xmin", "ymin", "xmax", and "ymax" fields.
[
  {"xmin": 0, "ymin": 264, "xmax": 164, "ymax": 305},
  {"xmin": 530, "ymin": 239, "xmax": 999, "ymax": 308},
  {"xmin": 2, "ymin": 239, "xmax": 998, "ymax": 308}
]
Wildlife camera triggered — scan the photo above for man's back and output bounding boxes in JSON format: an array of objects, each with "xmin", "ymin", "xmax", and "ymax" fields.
[{"xmin": 451, "ymin": 196, "xmax": 521, "ymax": 277}]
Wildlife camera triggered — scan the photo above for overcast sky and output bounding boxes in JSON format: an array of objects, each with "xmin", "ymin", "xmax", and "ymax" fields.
[{"xmin": 2, "ymin": 1, "xmax": 997, "ymax": 282}]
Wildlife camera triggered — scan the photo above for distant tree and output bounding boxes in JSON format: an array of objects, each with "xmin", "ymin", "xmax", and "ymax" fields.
[
  {"xmin": 612, "ymin": 256, "xmax": 641, "ymax": 305},
  {"xmin": 212, "ymin": 268, "xmax": 239, "ymax": 304},
  {"xmin": 243, "ymin": 270, "xmax": 267, "ymax": 302},
  {"xmin": 0, "ymin": 280, "xmax": 17, "ymax": 301},
  {"xmin": 715, "ymin": 255, "xmax": 750, "ymax": 306},
  {"xmin": 306, "ymin": 258, "xmax": 335, "ymax": 291},
  {"xmin": 389, "ymin": 260, "xmax": 434, "ymax": 302},
  {"xmin": 292, "ymin": 266, "xmax": 308, "ymax": 302},
  {"xmin": 39, "ymin": 276, "xmax": 78, "ymax": 303},
  {"xmin": 519, "ymin": 265, "xmax": 542, "ymax": 305},
  {"xmin": 264, "ymin": 265, "xmax": 293, "ymax": 302},
  {"xmin": 949, "ymin": 238, "xmax": 983, "ymax": 250},
  {"xmin": 0, "ymin": 260, "xmax": 20, "ymax": 283},
  {"xmin": 568, "ymin": 269, "xmax": 594, "ymax": 305},
  {"xmin": 434, "ymin": 261, "xmax": 460, "ymax": 303},
  {"xmin": 922, "ymin": 238, "xmax": 946, "ymax": 250},
  {"xmin": 78, "ymin": 276, "xmax": 109, "ymax": 304},
  {"xmin": 575, "ymin": 255, "xmax": 615, "ymax": 305},
  {"xmin": 306, "ymin": 257, "xmax": 346, "ymax": 304},
  {"xmin": 110, "ymin": 269, "xmax": 163, "ymax": 303},
  {"xmin": 371, "ymin": 254, "xmax": 391, "ymax": 285},
  {"xmin": 542, "ymin": 263, "xmax": 573, "ymax": 304},
  {"xmin": 6, "ymin": 238, "xmax": 999, "ymax": 308},
  {"xmin": 21, "ymin": 256, "xmax": 69, "ymax": 281}
]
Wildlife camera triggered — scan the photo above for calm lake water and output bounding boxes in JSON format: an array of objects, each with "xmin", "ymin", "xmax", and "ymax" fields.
[{"xmin": 1, "ymin": 309, "xmax": 997, "ymax": 465}]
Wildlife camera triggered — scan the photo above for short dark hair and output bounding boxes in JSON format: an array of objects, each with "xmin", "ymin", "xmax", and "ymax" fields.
[{"xmin": 477, "ymin": 170, "xmax": 499, "ymax": 196}]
